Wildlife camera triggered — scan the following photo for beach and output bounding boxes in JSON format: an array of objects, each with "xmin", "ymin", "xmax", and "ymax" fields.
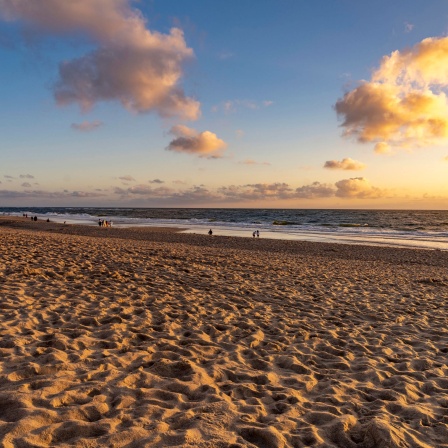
[{"xmin": 0, "ymin": 217, "xmax": 447, "ymax": 447}]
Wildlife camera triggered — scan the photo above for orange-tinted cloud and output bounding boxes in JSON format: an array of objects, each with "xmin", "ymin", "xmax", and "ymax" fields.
[
  {"xmin": 0, "ymin": 0, "xmax": 199, "ymax": 119},
  {"xmin": 295, "ymin": 182, "xmax": 335, "ymax": 199},
  {"xmin": 374, "ymin": 142, "xmax": 392, "ymax": 154},
  {"xmin": 335, "ymin": 177, "xmax": 386, "ymax": 198},
  {"xmin": 335, "ymin": 36, "xmax": 448, "ymax": 150},
  {"xmin": 324, "ymin": 157, "xmax": 366, "ymax": 170},
  {"xmin": 239, "ymin": 159, "xmax": 271, "ymax": 166},
  {"xmin": 166, "ymin": 125, "xmax": 227, "ymax": 158}
]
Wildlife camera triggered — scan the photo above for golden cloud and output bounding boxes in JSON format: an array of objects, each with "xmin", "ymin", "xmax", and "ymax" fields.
[
  {"xmin": 335, "ymin": 177, "xmax": 386, "ymax": 199},
  {"xmin": 324, "ymin": 157, "xmax": 366, "ymax": 170},
  {"xmin": 335, "ymin": 36, "xmax": 448, "ymax": 150},
  {"xmin": 166, "ymin": 125, "xmax": 227, "ymax": 158}
]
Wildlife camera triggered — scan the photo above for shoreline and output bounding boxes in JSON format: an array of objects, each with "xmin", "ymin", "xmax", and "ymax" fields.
[
  {"xmin": 1, "ymin": 216, "xmax": 448, "ymax": 268},
  {"xmin": 4, "ymin": 211, "xmax": 448, "ymax": 252},
  {"xmin": 1, "ymin": 219, "xmax": 447, "ymax": 446}
]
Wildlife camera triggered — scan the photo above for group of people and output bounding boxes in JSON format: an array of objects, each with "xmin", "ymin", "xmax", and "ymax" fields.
[
  {"xmin": 207, "ymin": 228, "xmax": 261, "ymax": 238},
  {"xmin": 98, "ymin": 219, "xmax": 112, "ymax": 227}
]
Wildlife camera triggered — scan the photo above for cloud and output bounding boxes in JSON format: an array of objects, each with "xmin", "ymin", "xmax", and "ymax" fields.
[
  {"xmin": 118, "ymin": 175, "xmax": 136, "ymax": 182},
  {"xmin": 0, "ymin": 0, "xmax": 200, "ymax": 119},
  {"xmin": 115, "ymin": 184, "xmax": 172, "ymax": 196},
  {"xmin": 114, "ymin": 184, "xmax": 220, "ymax": 203},
  {"xmin": 166, "ymin": 125, "xmax": 227, "ymax": 158},
  {"xmin": 149, "ymin": 179, "xmax": 164, "ymax": 184},
  {"xmin": 324, "ymin": 157, "xmax": 366, "ymax": 170},
  {"xmin": 19, "ymin": 174, "xmax": 34, "ymax": 179},
  {"xmin": 213, "ymin": 99, "xmax": 272, "ymax": 114},
  {"xmin": 0, "ymin": 189, "xmax": 104, "ymax": 199},
  {"xmin": 71, "ymin": 120, "xmax": 103, "ymax": 132},
  {"xmin": 235, "ymin": 129, "xmax": 244, "ymax": 138},
  {"xmin": 218, "ymin": 51, "xmax": 233, "ymax": 60},
  {"xmin": 374, "ymin": 142, "xmax": 392, "ymax": 154},
  {"xmin": 404, "ymin": 22, "xmax": 414, "ymax": 33},
  {"xmin": 239, "ymin": 159, "xmax": 271, "ymax": 166},
  {"xmin": 335, "ymin": 36, "xmax": 448, "ymax": 150},
  {"xmin": 21, "ymin": 182, "xmax": 32, "ymax": 187},
  {"xmin": 335, "ymin": 177, "xmax": 386, "ymax": 198},
  {"xmin": 218, "ymin": 183, "xmax": 294, "ymax": 201},
  {"xmin": 4, "ymin": 175, "xmax": 14, "ymax": 179},
  {"xmin": 295, "ymin": 182, "xmax": 335, "ymax": 199}
]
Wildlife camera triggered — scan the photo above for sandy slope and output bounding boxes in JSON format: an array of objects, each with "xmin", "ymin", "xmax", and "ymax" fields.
[{"xmin": 0, "ymin": 221, "xmax": 447, "ymax": 447}]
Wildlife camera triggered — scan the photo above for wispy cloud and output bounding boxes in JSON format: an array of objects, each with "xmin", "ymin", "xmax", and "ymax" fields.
[
  {"xmin": 218, "ymin": 51, "xmax": 234, "ymax": 60},
  {"xmin": 335, "ymin": 36, "xmax": 448, "ymax": 151},
  {"xmin": 0, "ymin": 189, "xmax": 104, "ymax": 199},
  {"xmin": 374, "ymin": 142, "xmax": 392, "ymax": 155},
  {"xmin": 404, "ymin": 22, "xmax": 414, "ymax": 33},
  {"xmin": 0, "ymin": 0, "xmax": 200, "ymax": 119},
  {"xmin": 71, "ymin": 120, "xmax": 103, "ymax": 132},
  {"xmin": 21, "ymin": 182, "xmax": 31, "ymax": 187},
  {"xmin": 19, "ymin": 174, "xmax": 34, "ymax": 179},
  {"xmin": 213, "ymin": 99, "xmax": 273, "ymax": 114},
  {"xmin": 239, "ymin": 159, "xmax": 271, "ymax": 166},
  {"xmin": 166, "ymin": 125, "xmax": 227, "ymax": 158},
  {"xmin": 118, "ymin": 175, "xmax": 136, "ymax": 182},
  {"xmin": 324, "ymin": 157, "xmax": 366, "ymax": 170},
  {"xmin": 149, "ymin": 179, "xmax": 164, "ymax": 184}
]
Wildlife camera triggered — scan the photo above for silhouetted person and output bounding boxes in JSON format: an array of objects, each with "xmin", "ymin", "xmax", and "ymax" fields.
[{"xmin": 208, "ymin": 229, "xmax": 213, "ymax": 236}]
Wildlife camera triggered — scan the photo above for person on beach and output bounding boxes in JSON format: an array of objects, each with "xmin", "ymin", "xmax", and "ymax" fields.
[
  {"xmin": 98, "ymin": 219, "xmax": 102, "ymax": 227},
  {"xmin": 208, "ymin": 229, "xmax": 213, "ymax": 236},
  {"xmin": 253, "ymin": 231, "xmax": 256, "ymax": 238},
  {"xmin": 256, "ymin": 230, "xmax": 260, "ymax": 237}
]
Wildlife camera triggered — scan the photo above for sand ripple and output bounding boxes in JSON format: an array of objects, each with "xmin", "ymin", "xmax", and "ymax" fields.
[{"xmin": 0, "ymin": 226, "xmax": 447, "ymax": 447}]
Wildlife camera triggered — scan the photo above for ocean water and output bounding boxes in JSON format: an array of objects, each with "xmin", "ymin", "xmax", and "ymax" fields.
[{"xmin": 2, "ymin": 207, "xmax": 448, "ymax": 250}]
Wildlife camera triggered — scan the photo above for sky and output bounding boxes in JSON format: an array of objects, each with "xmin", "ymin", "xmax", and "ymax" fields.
[{"xmin": 1, "ymin": 0, "xmax": 448, "ymax": 209}]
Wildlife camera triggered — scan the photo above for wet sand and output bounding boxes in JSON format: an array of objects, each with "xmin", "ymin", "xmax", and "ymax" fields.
[{"xmin": 0, "ymin": 217, "xmax": 447, "ymax": 447}]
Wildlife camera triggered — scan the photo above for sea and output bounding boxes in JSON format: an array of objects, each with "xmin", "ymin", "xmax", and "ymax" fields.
[{"xmin": 1, "ymin": 207, "xmax": 448, "ymax": 251}]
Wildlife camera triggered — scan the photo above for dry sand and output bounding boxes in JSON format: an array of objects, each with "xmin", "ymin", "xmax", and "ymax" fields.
[{"xmin": 0, "ymin": 217, "xmax": 447, "ymax": 447}]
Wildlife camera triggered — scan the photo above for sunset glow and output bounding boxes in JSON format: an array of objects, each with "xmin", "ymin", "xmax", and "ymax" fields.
[{"xmin": 1, "ymin": 0, "xmax": 448, "ymax": 208}]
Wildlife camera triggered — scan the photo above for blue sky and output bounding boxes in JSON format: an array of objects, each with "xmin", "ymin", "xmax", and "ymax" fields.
[{"xmin": 1, "ymin": 0, "xmax": 448, "ymax": 208}]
